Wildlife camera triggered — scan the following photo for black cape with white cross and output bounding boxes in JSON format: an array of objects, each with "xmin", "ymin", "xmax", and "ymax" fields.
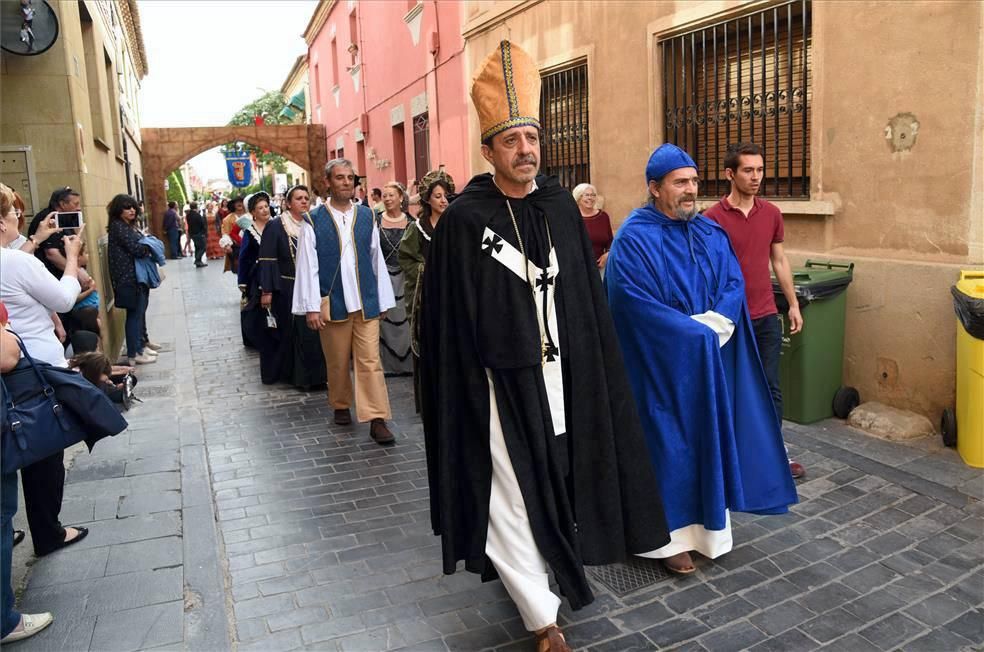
[{"xmin": 420, "ymin": 173, "xmax": 670, "ymax": 611}]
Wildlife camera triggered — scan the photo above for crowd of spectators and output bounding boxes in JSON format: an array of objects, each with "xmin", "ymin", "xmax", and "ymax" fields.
[{"xmin": 0, "ymin": 183, "xmax": 164, "ymax": 643}]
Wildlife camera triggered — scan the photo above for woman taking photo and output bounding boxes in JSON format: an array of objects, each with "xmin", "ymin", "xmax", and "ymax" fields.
[
  {"xmin": 399, "ymin": 169, "xmax": 454, "ymax": 412},
  {"xmin": 237, "ymin": 192, "xmax": 274, "ymax": 352},
  {"xmin": 107, "ymin": 194, "xmax": 156, "ymax": 365},
  {"xmin": 573, "ymin": 183, "xmax": 614, "ymax": 272},
  {"xmin": 0, "ymin": 183, "xmax": 89, "ymax": 560},
  {"xmin": 3, "ymin": 190, "xmax": 60, "ymax": 254},
  {"xmin": 376, "ymin": 181, "xmax": 413, "ymax": 376},
  {"xmin": 256, "ymin": 185, "xmax": 326, "ymax": 388}
]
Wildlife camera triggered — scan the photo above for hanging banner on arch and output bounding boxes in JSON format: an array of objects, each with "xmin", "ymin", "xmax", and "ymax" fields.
[{"xmin": 224, "ymin": 150, "xmax": 252, "ymax": 188}]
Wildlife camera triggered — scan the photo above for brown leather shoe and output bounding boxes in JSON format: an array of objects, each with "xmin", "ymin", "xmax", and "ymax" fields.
[
  {"xmin": 534, "ymin": 625, "xmax": 571, "ymax": 652},
  {"xmin": 369, "ymin": 418, "xmax": 395, "ymax": 445},
  {"xmin": 334, "ymin": 409, "xmax": 352, "ymax": 425}
]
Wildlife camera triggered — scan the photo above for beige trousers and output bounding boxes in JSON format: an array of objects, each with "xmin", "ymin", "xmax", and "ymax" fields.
[{"xmin": 319, "ymin": 308, "xmax": 391, "ymax": 422}]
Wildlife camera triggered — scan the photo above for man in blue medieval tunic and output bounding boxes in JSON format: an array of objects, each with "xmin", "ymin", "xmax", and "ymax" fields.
[
  {"xmin": 420, "ymin": 41, "xmax": 669, "ymax": 652},
  {"xmin": 293, "ymin": 158, "xmax": 397, "ymax": 446},
  {"xmin": 605, "ymin": 144, "xmax": 798, "ymax": 575}
]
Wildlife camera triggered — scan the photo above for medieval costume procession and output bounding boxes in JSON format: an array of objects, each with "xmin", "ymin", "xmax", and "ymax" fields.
[{"xmin": 29, "ymin": 1, "xmax": 984, "ymax": 649}]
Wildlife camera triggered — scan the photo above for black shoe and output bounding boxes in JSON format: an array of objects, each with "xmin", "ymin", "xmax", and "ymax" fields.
[
  {"xmin": 13, "ymin": 530, "xmax": 24, "ymax": 547},
  {"xmin": 195, "ymin": 263, "xmax": 207, "ymax": 268},
  {"xmin": 37, "ymin": 526, "xmax": 88, "ymax": 557},
  {"xmin": 334, "ymin": 409, "xmax": 352, "ymax": 425},
  {"xmin": 370, "ymin": 419, "xmax": 395, "ymax": 445}
]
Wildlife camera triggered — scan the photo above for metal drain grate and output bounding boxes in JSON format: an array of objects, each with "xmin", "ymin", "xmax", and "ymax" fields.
[
  {"xmin": 587, "ymin": 557, "xmax": 672, "ymax": 596},
  {"xmin": 134, "ymin": 385, "xmax": 175, "ymax": 397}
]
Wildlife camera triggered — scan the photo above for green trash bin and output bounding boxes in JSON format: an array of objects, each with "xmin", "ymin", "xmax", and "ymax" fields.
[{"xmin": 772, "ymin": 259, "xmax": 858, "ymax": 424}]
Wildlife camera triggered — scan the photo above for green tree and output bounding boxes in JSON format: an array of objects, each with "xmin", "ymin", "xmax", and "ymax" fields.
[
  {"xmin": 225, "ymin": 90, "xmax": 291, "ymax": 171},
  {"xmin": 165, "ymin": 170, "xmax": 187, "ymax": 206}
]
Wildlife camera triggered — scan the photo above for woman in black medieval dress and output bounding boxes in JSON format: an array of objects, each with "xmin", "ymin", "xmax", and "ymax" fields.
[
  {"xmin": 256, "ymin": 185, "xmax": 326, "ymax": 388},
  {"xmin": 238, "ymin": 192, "xmax": 274, "ymax": 353}
]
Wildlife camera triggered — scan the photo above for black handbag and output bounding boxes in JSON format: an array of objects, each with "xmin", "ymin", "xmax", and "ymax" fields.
[{"xmin": 0, "ymin": 333, "xmax": 128, "ymax": 474}]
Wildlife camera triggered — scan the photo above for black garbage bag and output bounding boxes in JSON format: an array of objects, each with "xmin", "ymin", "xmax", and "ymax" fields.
[
  {"xmin": 952, "ymin": 285, "xmax": 984, "ymax": 340},
  {"xmin": 778, "ymin": 279, "xmax": 853, "ymax": 310},
  {"xmin": 774, "ymin": 262, "xmax": 854, "ymax": 311}
]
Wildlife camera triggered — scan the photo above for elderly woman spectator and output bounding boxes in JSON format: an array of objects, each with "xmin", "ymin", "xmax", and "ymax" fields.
[
  {"xmin": 0, "ymin": 183, "xmax": 90, "ymax": 563},
  {"xmin": 399, "ymin": 168, "xmax": 454, "ymax": 412},
  {"xmin": 573, "ymin": 183, "xmax": 614, "ymax": 270},
  {"xmin": 107, "ymin": 194, "xmax": 156, "ymax": 365},
  {"xmin": 376, "ymin": 182, "xmax": 413, "ymax": 376}
]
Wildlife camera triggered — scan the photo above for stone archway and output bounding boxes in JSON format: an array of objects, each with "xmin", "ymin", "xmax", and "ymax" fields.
[{"xmin": 141, "ymin": 124, "xmax": 327, "ymax": 236}]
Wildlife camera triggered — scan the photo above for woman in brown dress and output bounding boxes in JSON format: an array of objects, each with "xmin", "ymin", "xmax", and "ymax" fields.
[{"xmin": 205, "ymin": 201, "xmax": 224, "ymax": 259}]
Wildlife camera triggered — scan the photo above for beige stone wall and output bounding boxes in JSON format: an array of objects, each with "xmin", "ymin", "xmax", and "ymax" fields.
[
  {"xmin": 463, "ymin": 0, "xmax": 664, "ymax": 223},
  {"xmin": 2, "ymin": 1, "xmax": 147, "ymax": 359},
  {"xmin": 463, "ymin": 0, "xmax": 984, "ymax": 422}
]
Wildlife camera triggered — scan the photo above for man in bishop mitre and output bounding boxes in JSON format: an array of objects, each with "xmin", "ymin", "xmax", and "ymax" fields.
[{"xmin": 420, "ymin": 40, "xmax": 669, "ymax": 652}]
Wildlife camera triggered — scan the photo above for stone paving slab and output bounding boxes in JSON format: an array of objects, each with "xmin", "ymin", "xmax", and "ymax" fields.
[
  {"xmin": 11, "ymin": 260, "xmax": 230, "ymax": 651},
  {"xmin": 168, "ymin": 263, "xmax": 982, "ymax": 651},
  {"xmin": 14, "ymin": 258, "xmax": 983, "ymax": 651}
]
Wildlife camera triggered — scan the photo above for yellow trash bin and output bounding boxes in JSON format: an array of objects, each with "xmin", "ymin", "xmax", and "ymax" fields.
[{"xmin": 946, "ymin": 270, "xmax": 984, "ymax": 467}]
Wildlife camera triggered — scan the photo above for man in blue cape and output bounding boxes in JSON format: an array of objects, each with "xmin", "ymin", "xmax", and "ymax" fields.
[{"xmin": 605, "ymin": 143, "xmax": 797, "ymax": 574}]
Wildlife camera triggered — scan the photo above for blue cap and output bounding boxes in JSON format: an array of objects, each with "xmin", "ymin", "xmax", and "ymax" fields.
[{"xmin": 646, "ymin": 144, "xmax": 698, "ymax": 183}]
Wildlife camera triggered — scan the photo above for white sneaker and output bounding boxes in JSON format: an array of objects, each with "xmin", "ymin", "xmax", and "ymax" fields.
[
  {"xmin": 1, "ymin": 613, "xmax": 54, "ymax": 643},
  {"xmin": 133, "ymin": 352, "xmax": 156, "ymax": 364},
  {"xmin": 142, "ymin": 348, "xmax": 158, "ymax": 358},
  {"xmin": 144, "ymin": 341, "xmax": 163, "ymax": 352}
]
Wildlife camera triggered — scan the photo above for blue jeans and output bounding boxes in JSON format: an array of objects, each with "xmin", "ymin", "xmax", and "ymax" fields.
[
  {"xmin": 752, "ymin": 314, "xmax": 783, "ymax": 425},
  {"xmin": 125, "ymin": 285, "xmax": 149, "ymax": 357},
  {"xmin": 166, "ymin": 228, "xmax": 181, "ymax": 259},
  {"xmin": 2, "ymin": 471, "xmax": 20, "ymax": 638}
]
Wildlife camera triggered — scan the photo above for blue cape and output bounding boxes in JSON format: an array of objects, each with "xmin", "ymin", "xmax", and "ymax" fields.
[{"xmin": 605, "ymin": 205, "xmax": 797, "ymax": 532}]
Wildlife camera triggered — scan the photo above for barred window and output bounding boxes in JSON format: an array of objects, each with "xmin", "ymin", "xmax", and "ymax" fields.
[
  {"xmin": 539, "ymin": 62, "xmax": 590, "ymax": 190},
  {"xmin": 661, "ymin": 0, "xmax": 812, "ymax": 198}
]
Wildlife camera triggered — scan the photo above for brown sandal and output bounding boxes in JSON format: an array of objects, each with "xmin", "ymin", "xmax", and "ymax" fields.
[
  {"xmin": 535, "ymin": 625, "xmax": 572, "ymax": 652},
  {"xmin": 663, "ymin": 551, "xmax": 696, "ymax": 575}
]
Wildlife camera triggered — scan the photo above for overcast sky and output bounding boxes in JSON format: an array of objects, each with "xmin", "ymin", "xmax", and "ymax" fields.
[{"xmin": 138, "ymin": 0, "xmax": 315, "ymax": 180}]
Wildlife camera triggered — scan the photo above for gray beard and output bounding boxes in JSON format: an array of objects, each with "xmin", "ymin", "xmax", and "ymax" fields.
[{"xmin": 674, "ymin": 206, "xmax": 698, "ymax": 221}]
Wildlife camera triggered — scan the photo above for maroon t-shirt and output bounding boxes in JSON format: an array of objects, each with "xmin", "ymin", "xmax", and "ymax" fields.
[
  {"xmin": 583, "ymin": 210, "xmax": 614, "ymax": 261},
  {"xmin": 703, "ymin": 196, "xmax": 784, "ymax": 319}
]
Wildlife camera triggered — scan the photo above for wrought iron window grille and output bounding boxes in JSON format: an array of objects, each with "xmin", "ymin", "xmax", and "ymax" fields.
[
  {"xmin": 660, "ymin": 0, "xmax": 812, "ymax": 199},
  {"xmin": 539, "ymin": 61, "xmax": 590, "ymax": 190}
]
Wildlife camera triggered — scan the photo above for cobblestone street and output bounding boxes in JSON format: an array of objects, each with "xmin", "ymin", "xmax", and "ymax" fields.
[{"xmin": 13, "ymin": 260, "xmax": 984, "ymax": 651}]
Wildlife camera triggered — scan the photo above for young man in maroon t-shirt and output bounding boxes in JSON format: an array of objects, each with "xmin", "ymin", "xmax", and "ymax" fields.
[{"xmin": 703, "ymin": 143, "xmax": 805, "ymax": 479}]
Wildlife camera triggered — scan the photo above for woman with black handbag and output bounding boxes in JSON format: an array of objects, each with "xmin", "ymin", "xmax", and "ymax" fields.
[
  {"xmin": 0, "ymin": 184, "xmax": 89, "ymax": 559},
  {"xmin": 0, "ymin": 314, "xmax": 54, "ymax": 642},
  {"xmin": 0, "ymin": 307, "xmax": 54, "ymax": 643}
]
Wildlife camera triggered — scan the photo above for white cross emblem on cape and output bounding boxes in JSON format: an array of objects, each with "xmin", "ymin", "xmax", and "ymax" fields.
[{"xmin": 481, "ymin": 226, "xmax": 566, "ymax": 436}]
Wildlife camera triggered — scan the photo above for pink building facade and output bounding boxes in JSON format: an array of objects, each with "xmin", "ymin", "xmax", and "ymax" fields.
[{"xmin": 304, "ymin": 0, "xmax": 470, "ymax": 196}]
